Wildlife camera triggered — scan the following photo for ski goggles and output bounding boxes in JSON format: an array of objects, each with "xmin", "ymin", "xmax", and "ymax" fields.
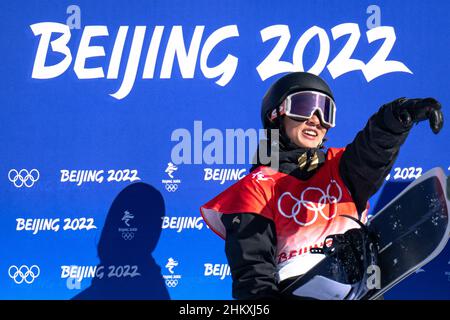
[{"xmin": 269, "ymin": 91, "xmax": 336, "ymax": 128}]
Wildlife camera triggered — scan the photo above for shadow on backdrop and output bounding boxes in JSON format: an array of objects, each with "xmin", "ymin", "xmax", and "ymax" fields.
[
  {"xmin": 72, "ymin": 182, "xmax": 170, "ymax": 300},
  {"xmin": 372, "ymin": 179, "xmax": 450, "ymax": 300}
]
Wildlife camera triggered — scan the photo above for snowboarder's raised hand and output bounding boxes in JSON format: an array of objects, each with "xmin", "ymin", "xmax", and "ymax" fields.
[{"xmin": 391, "ymin": 97, "xmax": 443, "ymax": 134}]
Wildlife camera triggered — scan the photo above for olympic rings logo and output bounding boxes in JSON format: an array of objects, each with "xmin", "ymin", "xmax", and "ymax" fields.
[
  {"xmin": 122, "ymin": 231, "xmax": 135, "ymax": 240},
  {"xmin": 277, "ymin": 180, "xmax": 342, "ymax": 226},
  {"xmin": 165, "ymin": 183, "xmax": 178, "ymax": 192},
  {"xmin": 165, "ymin": 279, "xmax": 178, "ymax": 287},
  {"xmin": 8, "ymin": 169, "xmax": 40, "ymax": 188},
  {"xmin": 8, "ymin": 265, "xmax": 40, "ymax": 284}
]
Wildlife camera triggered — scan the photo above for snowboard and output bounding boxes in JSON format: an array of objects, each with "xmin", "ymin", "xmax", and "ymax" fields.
[{"xmin": 280, "ymin": 167, "xmax": 450, "ymax": 300}]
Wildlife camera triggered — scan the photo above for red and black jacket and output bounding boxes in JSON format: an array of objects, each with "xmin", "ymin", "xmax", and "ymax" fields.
[{"xmin": 200, "ymin": 103, "xmax": 412, "ymax": 300}]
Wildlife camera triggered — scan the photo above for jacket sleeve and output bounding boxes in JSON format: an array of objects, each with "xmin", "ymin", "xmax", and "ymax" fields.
[
  {"xmin": 221, "ymin": 212, "xmax": 279, "ymax": 300},
  {"xmin": 339, "ymin": 102, "xmax": 413, "ymax": 214}
]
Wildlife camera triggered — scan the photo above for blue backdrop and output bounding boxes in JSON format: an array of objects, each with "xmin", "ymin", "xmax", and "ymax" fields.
[{"xmin": 1, "ymin": 0, "xmax": 449, "ymax": 299}]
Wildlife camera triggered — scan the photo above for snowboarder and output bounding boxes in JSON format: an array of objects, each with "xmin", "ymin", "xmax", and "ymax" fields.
[{"xmin": 200, "ymin": 72, "xmax": 443, "ymax": 299}]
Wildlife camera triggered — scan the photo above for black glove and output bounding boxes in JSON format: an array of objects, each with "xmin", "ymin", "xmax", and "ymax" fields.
[{"xmin": 391, "ymin": 97, "xmax": 443, "ymax": 134}]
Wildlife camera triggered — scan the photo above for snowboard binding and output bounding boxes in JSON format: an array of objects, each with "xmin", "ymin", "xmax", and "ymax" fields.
[{"xmin": 281, "ymin": 215, "xmax": 380, "ymax": 299}]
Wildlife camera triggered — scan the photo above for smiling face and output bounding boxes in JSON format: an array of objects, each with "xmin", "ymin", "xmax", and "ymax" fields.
[{"xmin": 283, "ymin": 113, "xmax": 327, "ymax": 149}]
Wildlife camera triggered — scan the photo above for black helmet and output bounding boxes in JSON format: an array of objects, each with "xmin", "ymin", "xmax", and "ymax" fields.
[{"xmin": 261, "ymin": 72, "xmax": 334, "ymax": 129}]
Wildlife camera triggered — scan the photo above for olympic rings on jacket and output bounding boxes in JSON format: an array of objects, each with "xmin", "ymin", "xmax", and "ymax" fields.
[{"xmin": 278, "ymin": 180, "xmax": 342, "ymax": 226}]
